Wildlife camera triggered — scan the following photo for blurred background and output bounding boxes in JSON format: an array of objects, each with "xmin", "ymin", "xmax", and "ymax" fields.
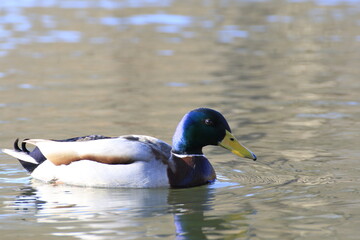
[{"xmin": 0, "ymin": 0, "xmax": 360, "ymax": 239}]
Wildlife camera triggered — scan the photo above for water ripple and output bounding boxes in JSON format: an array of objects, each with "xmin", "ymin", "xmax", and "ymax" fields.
[
  {"xmin": 35, "ymin": 30, "xmax": 82, "ymax": 43},
  {"xmin": 297, "ymin": 112, "xmax": 350, "ymax": 119},
  {"xmin": 0, "ymin": 0, "xmax": 173, "ymax": 9},
  {"xmin": 217, "ymin": 25, "xmax": 248, "ymax": 43},
  {"xmin": 122, "ymin": 14, "xmax": 192, "ymax": 26},
  {"xmin": 313, "ymin": 100, "xmax": 359, "ymax": 106}
]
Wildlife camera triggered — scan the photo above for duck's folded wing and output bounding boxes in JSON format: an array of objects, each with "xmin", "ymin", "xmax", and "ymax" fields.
[{"xmin": 24, "ymin": 137, "xmax": 164, "ymax": 166}]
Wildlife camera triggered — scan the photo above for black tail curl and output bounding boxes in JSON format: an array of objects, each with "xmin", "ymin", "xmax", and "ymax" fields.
[
  {"xmin": 13, "ymin": 138, "xmax": 21, "ymax": 152},
  {"xmin": 14, "ymin": 138, "xmax": 30, "ymax": 153}
]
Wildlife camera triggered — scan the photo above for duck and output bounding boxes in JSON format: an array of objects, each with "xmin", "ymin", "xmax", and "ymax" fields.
[{"xmin": 1, "ymin": 108, "xmax": 257, "ymax": 188}]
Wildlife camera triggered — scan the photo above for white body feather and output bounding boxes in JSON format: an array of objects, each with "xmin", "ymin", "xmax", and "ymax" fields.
[
  {"xmin": 2, "ymin": 135, "xmax": 172, "ymax": 188},
  {"xmin": 32, "ymin": 159, "xmax": 169, "ymax": 188}
]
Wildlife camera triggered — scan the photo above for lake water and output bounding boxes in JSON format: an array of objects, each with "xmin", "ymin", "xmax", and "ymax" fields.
[{"xmin": 0, "ymin": 0, "xmax": 360, "ymax": 239}]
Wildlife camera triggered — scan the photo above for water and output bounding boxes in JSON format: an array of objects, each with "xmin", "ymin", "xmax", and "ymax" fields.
[{"xmin": 0, "ymin": 0, "xmax": 360, "ymax": 239}]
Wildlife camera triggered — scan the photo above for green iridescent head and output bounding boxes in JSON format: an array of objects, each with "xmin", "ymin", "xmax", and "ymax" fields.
[{"xmin": 172, "ymin": 108, "xmax": 257, "ymax": 160}]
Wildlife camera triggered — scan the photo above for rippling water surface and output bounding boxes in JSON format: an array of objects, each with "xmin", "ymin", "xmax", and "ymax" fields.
[{"xmin": 1, "ymin": 0, "xmax": 360, "ymax": 239}]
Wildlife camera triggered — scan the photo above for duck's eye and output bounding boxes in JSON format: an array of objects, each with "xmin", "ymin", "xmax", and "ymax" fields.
[{"xmin": 204, "ymin": 119, "xmax": 214, "ymax": 126}]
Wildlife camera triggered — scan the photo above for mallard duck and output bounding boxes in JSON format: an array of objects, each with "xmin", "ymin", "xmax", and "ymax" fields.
[{"xmin": 2, "ymin": 108, "xmax": 256, "ymax": 188}]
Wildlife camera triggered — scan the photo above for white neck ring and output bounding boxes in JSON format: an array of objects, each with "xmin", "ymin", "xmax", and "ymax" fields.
[{"xmin": 172, "ymin": 152, "xmax": 205, "ymax": 158}]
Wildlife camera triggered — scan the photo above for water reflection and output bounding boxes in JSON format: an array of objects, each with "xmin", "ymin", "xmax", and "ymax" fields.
[
  {"xmin": 0, "ymin": 0, "xmax": 360, "ymax": 239},
  {"xmin": 9, "ymin": 181, "xmax": 256, "ymax": 240},
  {"xmin": 0, "ymin": 0, "xmax": 173, "ymax": 9},
  {"xmin": 169, "ymin": 187, "xmax": 215, "ymax": 239},
  {"xmin": 217, "ymin": 25, "xmax": 248, "ymax": 43},
  {"xmin": 36, "ymin": 30, "xmax": 82, "ymax": 43},
  {"xmin": 122, "ymin": 14, "xmax": 192, "ymax": 26},
  {"xmin": 169, "ymin": 186, "xmax": 254, "ymax": 240},
  {"xmin": 12, "ymin": 182, "xmax": 171, "ymax": 238}
]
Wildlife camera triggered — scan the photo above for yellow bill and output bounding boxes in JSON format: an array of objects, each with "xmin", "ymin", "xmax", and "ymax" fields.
[{"xmin": 219, "ymin": 130, "xmax": 257, "ymax": 160}]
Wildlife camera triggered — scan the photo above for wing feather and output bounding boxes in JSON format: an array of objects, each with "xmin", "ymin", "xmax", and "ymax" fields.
[
  {"xmin": 24, "ymin": 139, "xmax": 81, "ymax": 165},
  {"xmin": 24, "ymin": 136, "xmax": 171, "ymax": 166}
]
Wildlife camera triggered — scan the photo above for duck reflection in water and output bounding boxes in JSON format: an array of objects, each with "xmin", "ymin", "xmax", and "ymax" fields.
[
  {"xmin": 10, "ymin": 182, "xmax": 253, "ymax": 239},
  {"xmin": 168, "ymin": 186, "xmax": 252, "ymax": 239}
]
